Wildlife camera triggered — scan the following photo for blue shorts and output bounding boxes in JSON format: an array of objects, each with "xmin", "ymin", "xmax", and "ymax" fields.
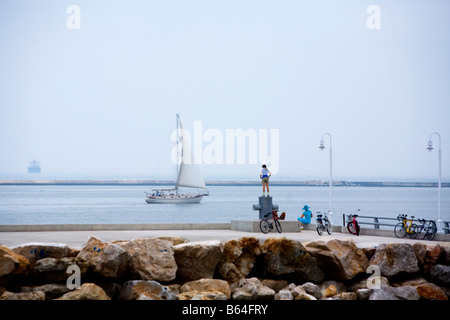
[{"xmin": 297, "ymin": 218, "xmax": 310, "ymax": 224}]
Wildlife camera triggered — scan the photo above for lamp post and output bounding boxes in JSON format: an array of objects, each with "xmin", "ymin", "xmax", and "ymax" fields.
[
  {"xmin": 426, "ymin": 132, "xmax": 443, "ymax": 233},
  {"xmin": 319, "ymin": 133, "xmax": 333, "ymax": 222}
]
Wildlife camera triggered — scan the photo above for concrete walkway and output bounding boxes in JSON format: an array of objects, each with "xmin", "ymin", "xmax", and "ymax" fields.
[{"xmin": 1, "ymin": 228, "xmax": 448, "ymax": 249}]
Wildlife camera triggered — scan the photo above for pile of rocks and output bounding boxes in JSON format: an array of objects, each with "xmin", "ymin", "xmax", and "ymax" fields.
[{"xmin": 0, "ymin": 236, "xmax": 449, "ymax": 300}]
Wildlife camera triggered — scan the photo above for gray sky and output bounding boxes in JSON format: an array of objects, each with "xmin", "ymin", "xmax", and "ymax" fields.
[{"xmin": 0, "ymin": 0, "xmax": 449, "ymax": 181}]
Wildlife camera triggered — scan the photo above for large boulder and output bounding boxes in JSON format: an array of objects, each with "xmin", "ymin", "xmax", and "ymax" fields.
[
  {"xmin": 173, "ymin": 240, "xmax": 223, "ymax": 283},
  {"xmin": 305, "ymin": 239, "xmax": 369, "ymax": 281},
  {"xmin": 119, "ymin": 280, "xmax": 178, "ymax": 300},
  {"xmin": 0, "ymin": 245, "xmax": 31, "ymax": 279},
  {"xmin": 77, "ymin": 236, "xmax": 130, "ymax": 279},
  {"xmin": 118, "ymin": 238, "xmax": 177, "ymax": 282},
  {"xmin": 57, "ymin": 283, "xmax": 111, "ymax": 300},
  {"xmin": 217, "ymin": 237, "xmax": 261, "ymax": 282},
  {"xmin": 415, "ymin": 283, "xmax": 448, "ymax": 300},
  {"xmin": 369, "ymin": 243, "xmax": 420, "ymax": 278},
  {"xmin": 11, "ymin": 243, "xmax": 75, "ymax": 265},
  {"xmin": 260, "ymin": 238, "xmax": 324, "ymax": 283},
  {"xmin": 30, "ymin": 257, "xmax": 88, "ymax": 284},
  {"xmin": 429, "ymin": 264, "xmax": 450, "ymax": 286}
]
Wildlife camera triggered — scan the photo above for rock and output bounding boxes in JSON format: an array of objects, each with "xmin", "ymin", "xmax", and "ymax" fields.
[
  {"xmin": 118, "ymin": 238, "xmax": 177, "ymax": 282},
  {"xmin": 77, "ymin": 236, "xmax": 130, "ymax": 279},
  {"xmin": 347, "ymin": 276, "xmax": 390, "ymax": 291},
  {"xmin": 178, "ymin": 291, "xmax": 228, "ymax": 300},
  {"xmin": 356, "ymin": 288, "xmax": 373, "ymax": 300},
  {"xmin": 429, "ymin": 264, "xmax": 450, "ymax": 286},
  {"xmin": 30, "ymin": 257, "xmax": 88, "ymax": 284},
  {"xmin": 334, "ymin": 292, "xmax": 357, "ymax": 300},
  {"xmin": 319, "ymin": 281, "xmax": 346, "ymax": 298},
  {"xmin": 439, "ymin": 245, "xmax": 450, "ymax": 265},
  {"xmin": 231, "ymin": 278, "xmax": 275, "ymax": 300},
  {"xmin": 369, "ymin": 286, "xmax": 419, "ymax": 300},
  {"xmin": 180, "ymin": 279, "xmax": 231, "ymax": 300},
  {"xmin": 261, "ymin": 279, "xmax": 288, "ymax": 293},
  {"xmin": 369, "ymin": 243, "xmax": 420, "ymax": 278},
  {"xmin": 301, "ymin": 282, "xmax": 322, "ymax": 299},
  {"xmin": 57, "ymin": 283, "xmax": 111, "ymax": 300},
  {"xmin": 11, "ymin": 243, "xmax": 74, "ymax": 265},
  {"xmin": 153, "ymin": 236, "xmax": 189, "ymax": 246},
  {"xmin": 173, "ymin": 240, "xmax": 223, "ymax": 283},
  {"xmin": 260, "ymin": 238, "xmax": 324, "ymax": 283},
  {"xmin": 217, "ymin": 237, "xmax": 261, "ymax": 282},
  {"xmin": 119, "ymin": 280, "xmax": 178, "ymax": 300},
  {"xmin": 392, "ymin": 277, "xmax": 428, "ymax": 288},
  {"xmin": 0, "ymin": 290, "xmax": 46, "ymax": 300},
  {"xmin": 413, "ymin": 243, "xmax": 427, "ymax": 266},
  {"xmin": 415, "ymin": 283, "xmax": 448, "ymax": 300},
  {"xmin": 305, "ymin": 239, "xmax": 369, "ymax": 281},
  {"xmin": 0, "ymin": 245, "xmax": 31, "ymax": 278},
  {"xmin": 291, "ymin": 285, "xmax": 316, "ymax": 300},
  {"xmin": 274, "ymin": 289, "xmax": 293, "ymax": 300},
  {"xmin": 19, "ymin": 283, "xmax": 73, "ymax": 300},
  {"xmin": 423, "ymin": 244, "xmax": 442, "ymax": 272},
  {"xmin": 393, "ymin": 285, "xmax": 420, "ymax": 300}
]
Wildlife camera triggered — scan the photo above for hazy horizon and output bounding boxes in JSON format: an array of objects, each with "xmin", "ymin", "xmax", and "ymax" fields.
[{"xmin": 1, "ymin": 1, "xmax": 449, "ymax": 183}]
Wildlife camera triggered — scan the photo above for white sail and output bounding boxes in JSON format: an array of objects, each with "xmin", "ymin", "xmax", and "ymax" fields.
[
  {"xmin": 175, "ymin": 115, "xmax": 207, "ymax": 190},
  {"xmin": 176, "ymin": 163, "xmax": 207, "ymax": 189}
]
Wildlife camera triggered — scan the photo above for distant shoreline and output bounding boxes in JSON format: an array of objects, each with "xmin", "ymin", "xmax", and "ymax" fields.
[{"xmin": 0, "ymin": 180, "xmax": 448, "ymax": 187}]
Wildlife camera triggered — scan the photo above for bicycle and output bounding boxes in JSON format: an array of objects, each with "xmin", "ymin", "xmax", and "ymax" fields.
[
  {"xmin": 260, "ymin": 212, "xmax": 282, "ymax": 234},
  {"xmin": 415, "ymin": 218, "xmax": 437, "ymax": 241},
  {"xmin": 316, "ymin": 211, "xmax": 332, "ymax": 236},
  {"xmin": 347, "ymin": 209, "xmax": 361, "ymax": 236},
  {"xmin": 394, "ymin": 214, "xmax": 418, "ymax": 239}
]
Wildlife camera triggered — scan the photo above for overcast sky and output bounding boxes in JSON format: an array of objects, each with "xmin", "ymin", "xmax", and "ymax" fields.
[{"xmin": 0, "ymin": 0, "xmax": 449, "ymax": 181}]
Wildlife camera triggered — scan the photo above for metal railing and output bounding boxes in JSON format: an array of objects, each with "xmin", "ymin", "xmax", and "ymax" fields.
[
  {"xmin": 343, "ymin": 214, "xmax": 399, "ymax": 229},
  {"xmin": 344, "ymin": 214, "xmax": 450, "ymax": 234}
]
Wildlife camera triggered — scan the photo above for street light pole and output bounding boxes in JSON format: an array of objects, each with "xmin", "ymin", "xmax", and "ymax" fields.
[
  {"xmin": 426, "ymin": 132, "xmax": 443, "ymax": 233},
  {"xmin": 319, "ymin": 133, "xmax": 333, "ymax": 222}
]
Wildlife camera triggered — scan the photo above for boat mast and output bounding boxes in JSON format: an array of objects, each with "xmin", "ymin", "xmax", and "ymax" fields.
[{"xmin": 176, "ymin": 114, "xmax": 180, "ymax": 195}]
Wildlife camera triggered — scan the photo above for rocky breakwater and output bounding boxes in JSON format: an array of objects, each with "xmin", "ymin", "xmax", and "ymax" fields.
[{"xmin": 0, "ymin": 236, "xmax": 449, "ymax": 300}]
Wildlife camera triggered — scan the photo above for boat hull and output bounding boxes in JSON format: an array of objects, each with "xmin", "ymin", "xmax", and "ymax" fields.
[{"xmin": 145, "ymin": 194, "xmax": 204, "ymax": 204}]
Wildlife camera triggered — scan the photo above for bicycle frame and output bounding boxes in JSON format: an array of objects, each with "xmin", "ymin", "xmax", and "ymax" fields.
[
  {"xmin": 347, "ymin": 209, "xmax": 360, "ymax": 236},
  {"xmin": 400, "ymin": 215, "xmax": 415, "ymax": 233}
]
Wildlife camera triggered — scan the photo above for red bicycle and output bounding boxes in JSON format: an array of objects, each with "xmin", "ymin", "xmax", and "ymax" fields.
[{"xmin": 347, "ymin": 209, "xmax": 361, "ymax": 236}]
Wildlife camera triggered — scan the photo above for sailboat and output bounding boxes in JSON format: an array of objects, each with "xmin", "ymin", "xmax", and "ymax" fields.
[{"xmin": 145, "ymin": 114, "xmax": 209, "ymax": 204}]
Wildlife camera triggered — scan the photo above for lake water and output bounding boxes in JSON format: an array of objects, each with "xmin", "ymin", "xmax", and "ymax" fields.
[{"xmin": 0, "ymin": 185, "xmax": 449, "ymax": 227}]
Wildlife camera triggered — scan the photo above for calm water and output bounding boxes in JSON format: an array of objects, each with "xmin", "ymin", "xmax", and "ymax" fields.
[{"xmin": 0, "ymin": 185, "xmax": 449, "ymax": 226}]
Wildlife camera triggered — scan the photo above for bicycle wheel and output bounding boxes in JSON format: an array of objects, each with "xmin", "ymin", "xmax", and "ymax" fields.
[
  {"xmin": 425, "ymin": 221, "xmax": 437, "ymax": 241},
  {"xmin": 347, "ymin": 222, "xmax": 357, "ymax": 235},
  {"xmin": 408, "ymin": 224, "xmax": 418, "ymax": 239},
  {"xmin": 326, "ymin": 220, "xmax": 333, "ymax": 235},
  {"xmin": 274, "ymin": 219, "xmax": 282, "ymax": 233},
  {"xmin": 416, "ymin": 225, "xmax": 427, "ymax": 240},
  {"xmin": 355, "ymin": 221, "xmax": 360, "ymax": 236},
  {"xmin": 260, "ymin": 219, "xmax": 270, "ymax": 234},
  {"xmin": 394, "ymin": 222, "xmax": 406, "ymax": 238},
  {"xmin": 316, "ymin": 221, "xmax": 323, "ymax": 236}
]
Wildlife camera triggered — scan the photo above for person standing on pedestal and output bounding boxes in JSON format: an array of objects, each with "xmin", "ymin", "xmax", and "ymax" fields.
[{"xmin": 260, "ymin": 164, "xmax": 272, "ymax": 197}]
